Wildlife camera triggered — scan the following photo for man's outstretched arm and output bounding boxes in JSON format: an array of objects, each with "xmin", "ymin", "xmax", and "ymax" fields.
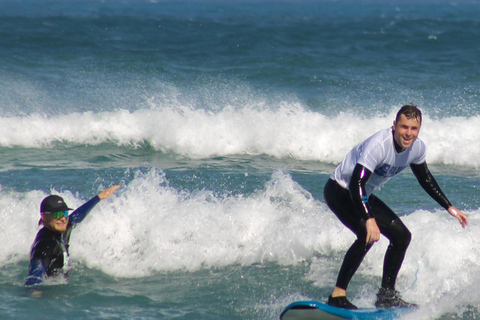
[{"xmin": 411, "ymin": 162, "xmax": 468, "ymax": 228}]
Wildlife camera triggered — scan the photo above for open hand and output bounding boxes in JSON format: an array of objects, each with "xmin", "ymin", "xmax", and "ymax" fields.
[
  {"xmin": 98, "ymin": 185, "xmax": 120, "ymax": 200},
  {"xmin": 448, "ymin": 206, "xmax": 468, "ymax": 228}
]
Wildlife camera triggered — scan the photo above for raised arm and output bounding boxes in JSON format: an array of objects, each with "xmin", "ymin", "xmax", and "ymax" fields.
[
  {"xmin": 411, "ymin": 162, "xmax": 468, "ymax": 228},
  {"xmin": 98, "ymin": 185, "xmax": 120, "ymax": 200},
  {"xmin": 69, "ymin": 185, "xmax": 120, "ymax": 224}
]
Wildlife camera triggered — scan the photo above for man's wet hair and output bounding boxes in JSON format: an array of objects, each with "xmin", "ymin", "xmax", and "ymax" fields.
[{"xmin": 396, "ymin": 104, "xmax": 422, "ymax": 124}]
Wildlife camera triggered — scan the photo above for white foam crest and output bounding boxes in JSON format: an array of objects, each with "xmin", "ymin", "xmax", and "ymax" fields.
[
  {"xmin": 71, "ymin": 168, "xmax": 343, "ymax": 277},
  {"xmin": 3, "ymin": 168, "xmax": 343, "ymax": 276},
  {"xmin": 0, "ymin": 189, "xmax": 44, "ymax": 265},
  {"xmin": 420, "ymin": 115, "xmax": 480, "ymax": 168},
  {"xmin": 1, "ymin": 107, "xmax": 480, "ymax": 167}
]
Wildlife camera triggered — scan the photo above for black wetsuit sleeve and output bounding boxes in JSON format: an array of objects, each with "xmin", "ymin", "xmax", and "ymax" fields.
[
  {"xmin": 349, "ymin": 163, "xmax": 375, "ymax": 219},
  {"xmin": 25, "ymin": 231, "xmax": 57, "ymax": 286},
  {"xmin": 411, "ymin": 162, "xmax": 452, "ymax": 210},
  {"xmin": 25, "ymin": 259, "xmax": 46, "ymax": 286},
  {"xmin": 69, "ymin": 195, "xmax": 101, "ymax": 225}
]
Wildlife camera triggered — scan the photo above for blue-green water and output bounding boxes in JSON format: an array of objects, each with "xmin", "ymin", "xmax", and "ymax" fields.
[{"xmin": 1, "ymin": 0, "xmax": 480, "ymax": 319}]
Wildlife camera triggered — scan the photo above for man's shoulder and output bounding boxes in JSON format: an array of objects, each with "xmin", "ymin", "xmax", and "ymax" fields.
[
  {"xmin": 414, "ymin": 136, "xmax": 426, "ymax": 146},
  {"xmin": 361, "ymin": 127, "xmax": 393, "ymax": 151},
  {"xmin": 373, "ymin": 127, "xmax": 393, "ymax": 139},
  {"xmin": 363, "ymin": 127, "xmax": 392, "ymax": 143}
]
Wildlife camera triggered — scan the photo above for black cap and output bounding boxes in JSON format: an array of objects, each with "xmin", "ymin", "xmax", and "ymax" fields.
[{"xmin": 40, "ymin": 195, "xmax": 73, "ymax": 213}]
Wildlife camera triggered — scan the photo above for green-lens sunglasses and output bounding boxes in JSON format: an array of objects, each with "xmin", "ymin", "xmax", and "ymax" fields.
[{"xmin": 46, "ymin": 210, "xmax": 69, "ymax": 219}]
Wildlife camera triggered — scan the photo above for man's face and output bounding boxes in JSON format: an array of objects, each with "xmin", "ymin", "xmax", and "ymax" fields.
[
  {"xmin": 393, "ymin": 114, "xmax": 421, "ymax": 150},
  {"xmin": 42, "ymin": 213, "xmax": 69, "ymax": 233}
]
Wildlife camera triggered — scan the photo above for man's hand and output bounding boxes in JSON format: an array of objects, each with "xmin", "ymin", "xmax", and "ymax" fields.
[
  {"xmin": 366, "ymin": 218, "xmax": 380, "ymax": 244},
  {"xmin": 448, "ymin": 206, "xmax": 468, "ymax": 228}
]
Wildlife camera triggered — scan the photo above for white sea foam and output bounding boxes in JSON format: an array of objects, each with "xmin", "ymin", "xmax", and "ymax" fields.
[
  {"xmin": 1, "ymin": 168, "xmax": 350, "ymax": 275},
  {"xmin": 1, "ymin": 105, "xmax": 479, "ymax": 167},
  {"xmin": 0, "ymin": 169, "xmax": 318, "ymax": 276},
  {"xmin": 71, "ymin": 168, "xmax": 332, "ymax": 277},
  {"xmin": 2, "ymin": 166, "xmax": 480, "ymax": 316},
  {"xmin": 3, "ymin": 168, "xmax": 478, "ymax": 281}
]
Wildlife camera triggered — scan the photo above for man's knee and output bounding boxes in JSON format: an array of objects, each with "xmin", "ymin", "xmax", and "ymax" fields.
[{"xmin": 389, "ymin": 219, "xmax": 411, "ymax": 249}]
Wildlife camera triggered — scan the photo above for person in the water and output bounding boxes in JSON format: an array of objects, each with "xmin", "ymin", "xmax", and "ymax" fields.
[{"xmin": 25, "ymin": 185, "xmax": 120, "ymax": 286}]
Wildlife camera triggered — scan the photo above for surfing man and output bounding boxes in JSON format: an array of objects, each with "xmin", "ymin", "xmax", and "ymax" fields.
[
  {"xmin": 25, "ymin": 185, "xmax": 120, "ymax": 286},
  {"xmin": 324, "ymin": 105, "xmax": 468, "ymax": 309}
]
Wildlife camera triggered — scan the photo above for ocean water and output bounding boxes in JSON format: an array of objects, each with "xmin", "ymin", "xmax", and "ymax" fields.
[{"xmin": 1, "ymin": 0, "xmax": 480, "ymax": 319}]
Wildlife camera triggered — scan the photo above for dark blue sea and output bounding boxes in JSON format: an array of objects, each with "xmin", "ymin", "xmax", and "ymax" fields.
[{"xmin": 1, "ymin": 0, "xmax": 480, "ymax": 319}]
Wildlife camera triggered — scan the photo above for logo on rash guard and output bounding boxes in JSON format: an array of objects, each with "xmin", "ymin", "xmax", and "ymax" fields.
[
  {"xmin": 374, "ymin": 164, "xmax": 407, "ymax": 177},
  {"xmin": 362, "ymin": 195, "xmax": 368, "ymax": 203}
]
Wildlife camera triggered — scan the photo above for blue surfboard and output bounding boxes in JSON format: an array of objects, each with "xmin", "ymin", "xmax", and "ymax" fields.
[{"xmin": 280, "ymin": 300, "xmax": 414, "ymax": 320}]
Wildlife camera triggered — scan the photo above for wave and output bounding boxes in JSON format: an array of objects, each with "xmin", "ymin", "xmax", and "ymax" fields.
[
  {"xmin": 3, "ymin": 169, "xmax": 323, "ymax": 274},
  {"xmin": 4, "ymin": 168, "xmax": 480, "ymax": 311},
  {"xmin": 1, "ymin": 105, "xmax": 479, "ymax": 167}
]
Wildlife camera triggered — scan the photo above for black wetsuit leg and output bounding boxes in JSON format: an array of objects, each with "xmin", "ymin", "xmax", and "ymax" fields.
[
  {"xmin": 323, "ymin": 179, "xmax": 411, "ymax": 290},
  {"xmin": 369, "ymin": 195, "xmax": 411, "ymax": 290},
  {"xmin": 324, "ymin": 179, "xmax": 372, "ymax": 289}
]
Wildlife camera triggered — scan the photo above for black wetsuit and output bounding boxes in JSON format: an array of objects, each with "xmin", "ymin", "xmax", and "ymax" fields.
[
  {"xmin": 324, "ymin": 134, "xmax": 452, "ymax": 291},
  {"xmin": 25, "ymin": 196, "xmax": 100, "ymax": 286}
]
